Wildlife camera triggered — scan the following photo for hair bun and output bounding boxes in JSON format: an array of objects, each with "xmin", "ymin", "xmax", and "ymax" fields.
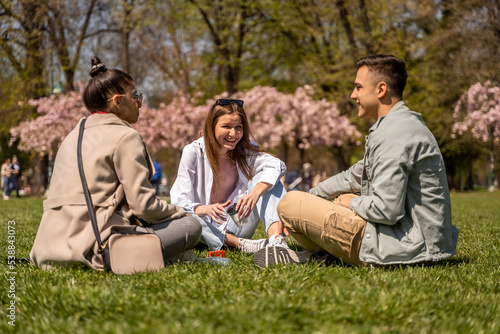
[{"xmin": 89, "ymin": 57, "xmax": 107, "ymax": 77}]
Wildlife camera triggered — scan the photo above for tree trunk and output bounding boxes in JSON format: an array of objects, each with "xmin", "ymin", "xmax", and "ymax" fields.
[
  {"xmin": 222, "ymin": 59, "xmax": 238, "ymax": 95},
  {"xmin": 189, "ymin": 0, "xmax": 245, "ymax": 95},
  {"xmin": 487, "ymin": 0, "xmax": 500, "ymax": 62},
  {"xmin": 280, "ymin": 141, "xmax": 289, "ymax": 167},
  {"xmin": 121, "ymin": 30, "xmax": 131, "ymax": 74},
  {"xmin": 358, "ymin": 0, "xmax": 374, "ymax": 55},
  {"xmin": 488, "ymin": 126, "xmax": 496, "ymax": 191},
  {"xmin": 336, "ymin": 0, "xmax": 358, "ymax": 64},
  {"xmin": 63, "ymin": 68, "xmax": 75, "ymax": 91},
  {"xmin": 466, "ymin": 155, "xmax": 474, "ymax": 190},
  {"xmin": 296, "ymin": 139, "xmax": 307, "ymax": 191},
  {"xmin": 31, "ymin": 153, "xmax": 48, "ymax": 196},
  {"xmin": 330, "ymin": 146, "xmax": 351, "ymax": 176},
  {"xmin": 443, "ymin": 155, "xmax": 456, "ymax": 191},
  {"xmin": 23, "ymin": 4, "xmax": 46, "ymax": 99}
]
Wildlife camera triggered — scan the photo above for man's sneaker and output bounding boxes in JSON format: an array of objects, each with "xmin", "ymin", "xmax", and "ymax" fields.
[
  {"xmin": 253, "ymin": 246, "xmax": 314, "ymax": 268},
  {"xmin": 266, "ymin": 234, "xmax": 290, "ymax": 249},
  {"xmin": 237, "ymin": 238, "xmax": 268, "ymax": 253}
]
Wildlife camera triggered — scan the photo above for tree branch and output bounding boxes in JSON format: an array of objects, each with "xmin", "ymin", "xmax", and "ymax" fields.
[
  {"xmin": 188, "ymin": 0, "xmax": 222, "ymax": 46},
  {"xmin": 72, "ymin": 0, "xmax": 97, "ymax": 69}
]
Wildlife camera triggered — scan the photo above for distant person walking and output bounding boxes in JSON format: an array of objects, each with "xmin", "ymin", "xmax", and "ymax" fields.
[
  {"xmin": 1, "ymin": 158, "xmax": 12, "ymax": 200},
  {"xmin": 9, "ymin": 156, "xmax": 21, "ymax": 197}
]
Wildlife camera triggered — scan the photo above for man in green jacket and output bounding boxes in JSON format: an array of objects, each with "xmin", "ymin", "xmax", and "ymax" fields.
[{"xmin": 255, "ymin": 55, "xmax": 459, "ymax": 267}]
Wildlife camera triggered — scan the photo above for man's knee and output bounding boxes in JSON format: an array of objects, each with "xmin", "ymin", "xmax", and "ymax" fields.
[{"xmin": 277, "ymin": 190, "xmax": 306, "ymax": 217}]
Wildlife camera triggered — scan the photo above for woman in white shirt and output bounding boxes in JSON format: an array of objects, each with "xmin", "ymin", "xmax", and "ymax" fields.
[{"xmin": 170, "ymin": 99, "xmax": 289, "ymax": 252}]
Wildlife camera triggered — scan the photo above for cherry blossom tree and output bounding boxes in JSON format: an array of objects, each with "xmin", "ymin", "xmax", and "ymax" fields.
[
  {"xmin": 232, "ymin": 85, "xmax": 360, "ymax": 167},
  {"xmin": 9, "ymin": 91, "xmax": 88, "ymax": 157},
  {"xmin": 136, "ymin": 85, "xmax": 361, "ymax": 164},
  {"xmin": 134, "ymin": 93, "xmax": 207, "ymax": 154},
  {"xmin": 452, "ymin": 81, "xmax": 500, "ymax": 191},
  {"xmin": 10, "ymin": 85, "xmax": 360, "ymax": 190},
  {"xmin": 9, "ymin": 91, "xmax": 204, "ymax": 156}
]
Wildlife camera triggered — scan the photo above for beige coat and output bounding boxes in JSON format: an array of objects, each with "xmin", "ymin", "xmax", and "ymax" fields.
[{"xmin": 30, "ymin": 114, "xmax": 186, "ymax": 270}]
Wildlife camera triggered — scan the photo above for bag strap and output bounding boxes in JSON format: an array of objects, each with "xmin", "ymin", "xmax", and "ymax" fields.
[
  {"xmin": 77, "ymin": 118, "xmax": 106, "ymax": 253},
  {"xmin": 200, "ymin": 146, "xmax": 205, "ymax": 205}
]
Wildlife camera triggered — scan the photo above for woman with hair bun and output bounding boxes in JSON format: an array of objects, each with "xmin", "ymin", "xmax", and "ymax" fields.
[{"xmin": 30, "ymin": 57, "xmax": 205, "ymax": 271}]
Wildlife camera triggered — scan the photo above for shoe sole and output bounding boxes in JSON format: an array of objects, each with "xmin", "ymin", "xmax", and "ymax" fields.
[{"xmin": 253, "ymin": 246, "xmax": 313, "ymax": 268}]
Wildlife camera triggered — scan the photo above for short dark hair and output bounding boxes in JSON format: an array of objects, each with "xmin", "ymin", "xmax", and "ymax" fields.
[
  {"xmin": 357, "ymin": 55, "xmax": 407, "ymax": 98},
  {"xmin": 82, "ymin": 57, "xmax": 134, "ymax": 112}
]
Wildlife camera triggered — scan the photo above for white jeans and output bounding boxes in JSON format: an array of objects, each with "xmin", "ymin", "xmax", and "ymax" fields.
[{"xmin": 195, "ymin": 172, "xmax": 287, "ymax": 250}]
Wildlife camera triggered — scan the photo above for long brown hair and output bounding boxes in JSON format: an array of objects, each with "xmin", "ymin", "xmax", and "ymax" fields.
[{"xmin": 202, "ymin": 101, "xmax": 263, "ymax": 200}]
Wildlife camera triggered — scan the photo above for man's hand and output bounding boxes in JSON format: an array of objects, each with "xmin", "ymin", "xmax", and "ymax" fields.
[{"xmin": 339, "ymin": 194, "xmax": 358, "ymax": 208}]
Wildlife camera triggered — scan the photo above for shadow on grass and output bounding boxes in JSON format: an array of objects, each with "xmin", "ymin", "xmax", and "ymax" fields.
[
  {"xmin": 280, "ymin": 253, "xmax": 472, "ymax": 270},
  {"xmin": 363, "ymin": 255, "xmax": 471, "ymax": 271}
]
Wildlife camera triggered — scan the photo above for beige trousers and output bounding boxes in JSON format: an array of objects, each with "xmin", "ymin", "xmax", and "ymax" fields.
[{"xmin": 277, "ymin": 191, "xmax": 367, "ymax": 266}]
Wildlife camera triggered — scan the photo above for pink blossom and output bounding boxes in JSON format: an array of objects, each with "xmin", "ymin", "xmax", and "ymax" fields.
[
  {"xmin": 9, "ymin": 91, "xmax": 88, "ymax": 156},
  {"xmin": 10, "ymin": 85, "xmax": 361, "ymax": 157},
  {"xmin": 452, "ymin": 81, "xmax": 500, "ymax": 143}
]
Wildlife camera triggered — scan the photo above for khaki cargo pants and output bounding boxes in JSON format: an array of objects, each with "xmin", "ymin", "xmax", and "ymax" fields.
[{"xmin": 277, "ymin": 191, "xmax": 367, "ymax": 266}]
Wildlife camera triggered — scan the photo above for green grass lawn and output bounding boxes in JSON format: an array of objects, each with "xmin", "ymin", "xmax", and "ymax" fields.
[{"xmin": 1, "ymin": 191, "xmax": 499, "ymax": 333}]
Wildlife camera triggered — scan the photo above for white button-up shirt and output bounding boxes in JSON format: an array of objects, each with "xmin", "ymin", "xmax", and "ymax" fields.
[{"xmin": 170, "ymin": 137, "xmax": 286, "ymax": 234}]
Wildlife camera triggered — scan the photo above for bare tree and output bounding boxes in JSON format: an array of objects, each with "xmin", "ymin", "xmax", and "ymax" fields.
[
  {"xmin": 140, "ymin": 0, "xmax": 211, "ymax": 96},
  {"xmin": 188, "ymin": 0, "xmax": 254, "ymax": 95},
  {"xmin": 0, "ymin": 0, "xmax": 47, "ymax": 98},
  {"xmin": 336, "ymin": 0, "xmax": 358, "ymax": 64},
  {"xmin": 45, "ymin": 0, "xmax": 99, "ymax": 91},
  {"xmin": 358, "ymin": 0, "xmax": 374, "ymax": 55},
  {"xmin": 103, "ymin": 0, "xmax": 146, "ymax": 81}
]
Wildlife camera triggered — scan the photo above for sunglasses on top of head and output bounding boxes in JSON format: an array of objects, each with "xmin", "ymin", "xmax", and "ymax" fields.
[{"xmin": 215, "ymin": 99, "xmax": 244, "ymax": 107}]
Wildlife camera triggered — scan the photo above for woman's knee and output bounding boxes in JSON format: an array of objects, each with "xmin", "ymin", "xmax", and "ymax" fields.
[{"xmin": 183, "ymin": 216, "xmax": 202, "ymax": 239}]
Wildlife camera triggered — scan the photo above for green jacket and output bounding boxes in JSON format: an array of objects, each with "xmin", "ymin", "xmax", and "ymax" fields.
[{"xmin": 311, "ymin": 101, "xmax": 458, "ymax": 265}]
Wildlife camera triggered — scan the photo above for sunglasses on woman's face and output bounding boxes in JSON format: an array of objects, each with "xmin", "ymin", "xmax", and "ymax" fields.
[
  {"xmin": 108, "ymin": 92, "xmax": 143, "ymax": 104},
  {"xmin": 132, "ymin": 92, "xmax": 143, "ymax": 104},
  {"xmin": 216, "ymin": 99, "xmax": 244, "ymax": 107}
]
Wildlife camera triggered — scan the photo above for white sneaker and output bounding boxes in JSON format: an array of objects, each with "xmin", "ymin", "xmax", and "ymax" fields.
[
  {"xmin": 266, "ymin": 234, "xmax": 290, "ymax": 249},
  {"xmin": 237, "ymin": 235, "xmax": 290, "ymax": 253},
  {"xmin": 237, "ymin": 238, "xmax": 268, "ymax": 253}
]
